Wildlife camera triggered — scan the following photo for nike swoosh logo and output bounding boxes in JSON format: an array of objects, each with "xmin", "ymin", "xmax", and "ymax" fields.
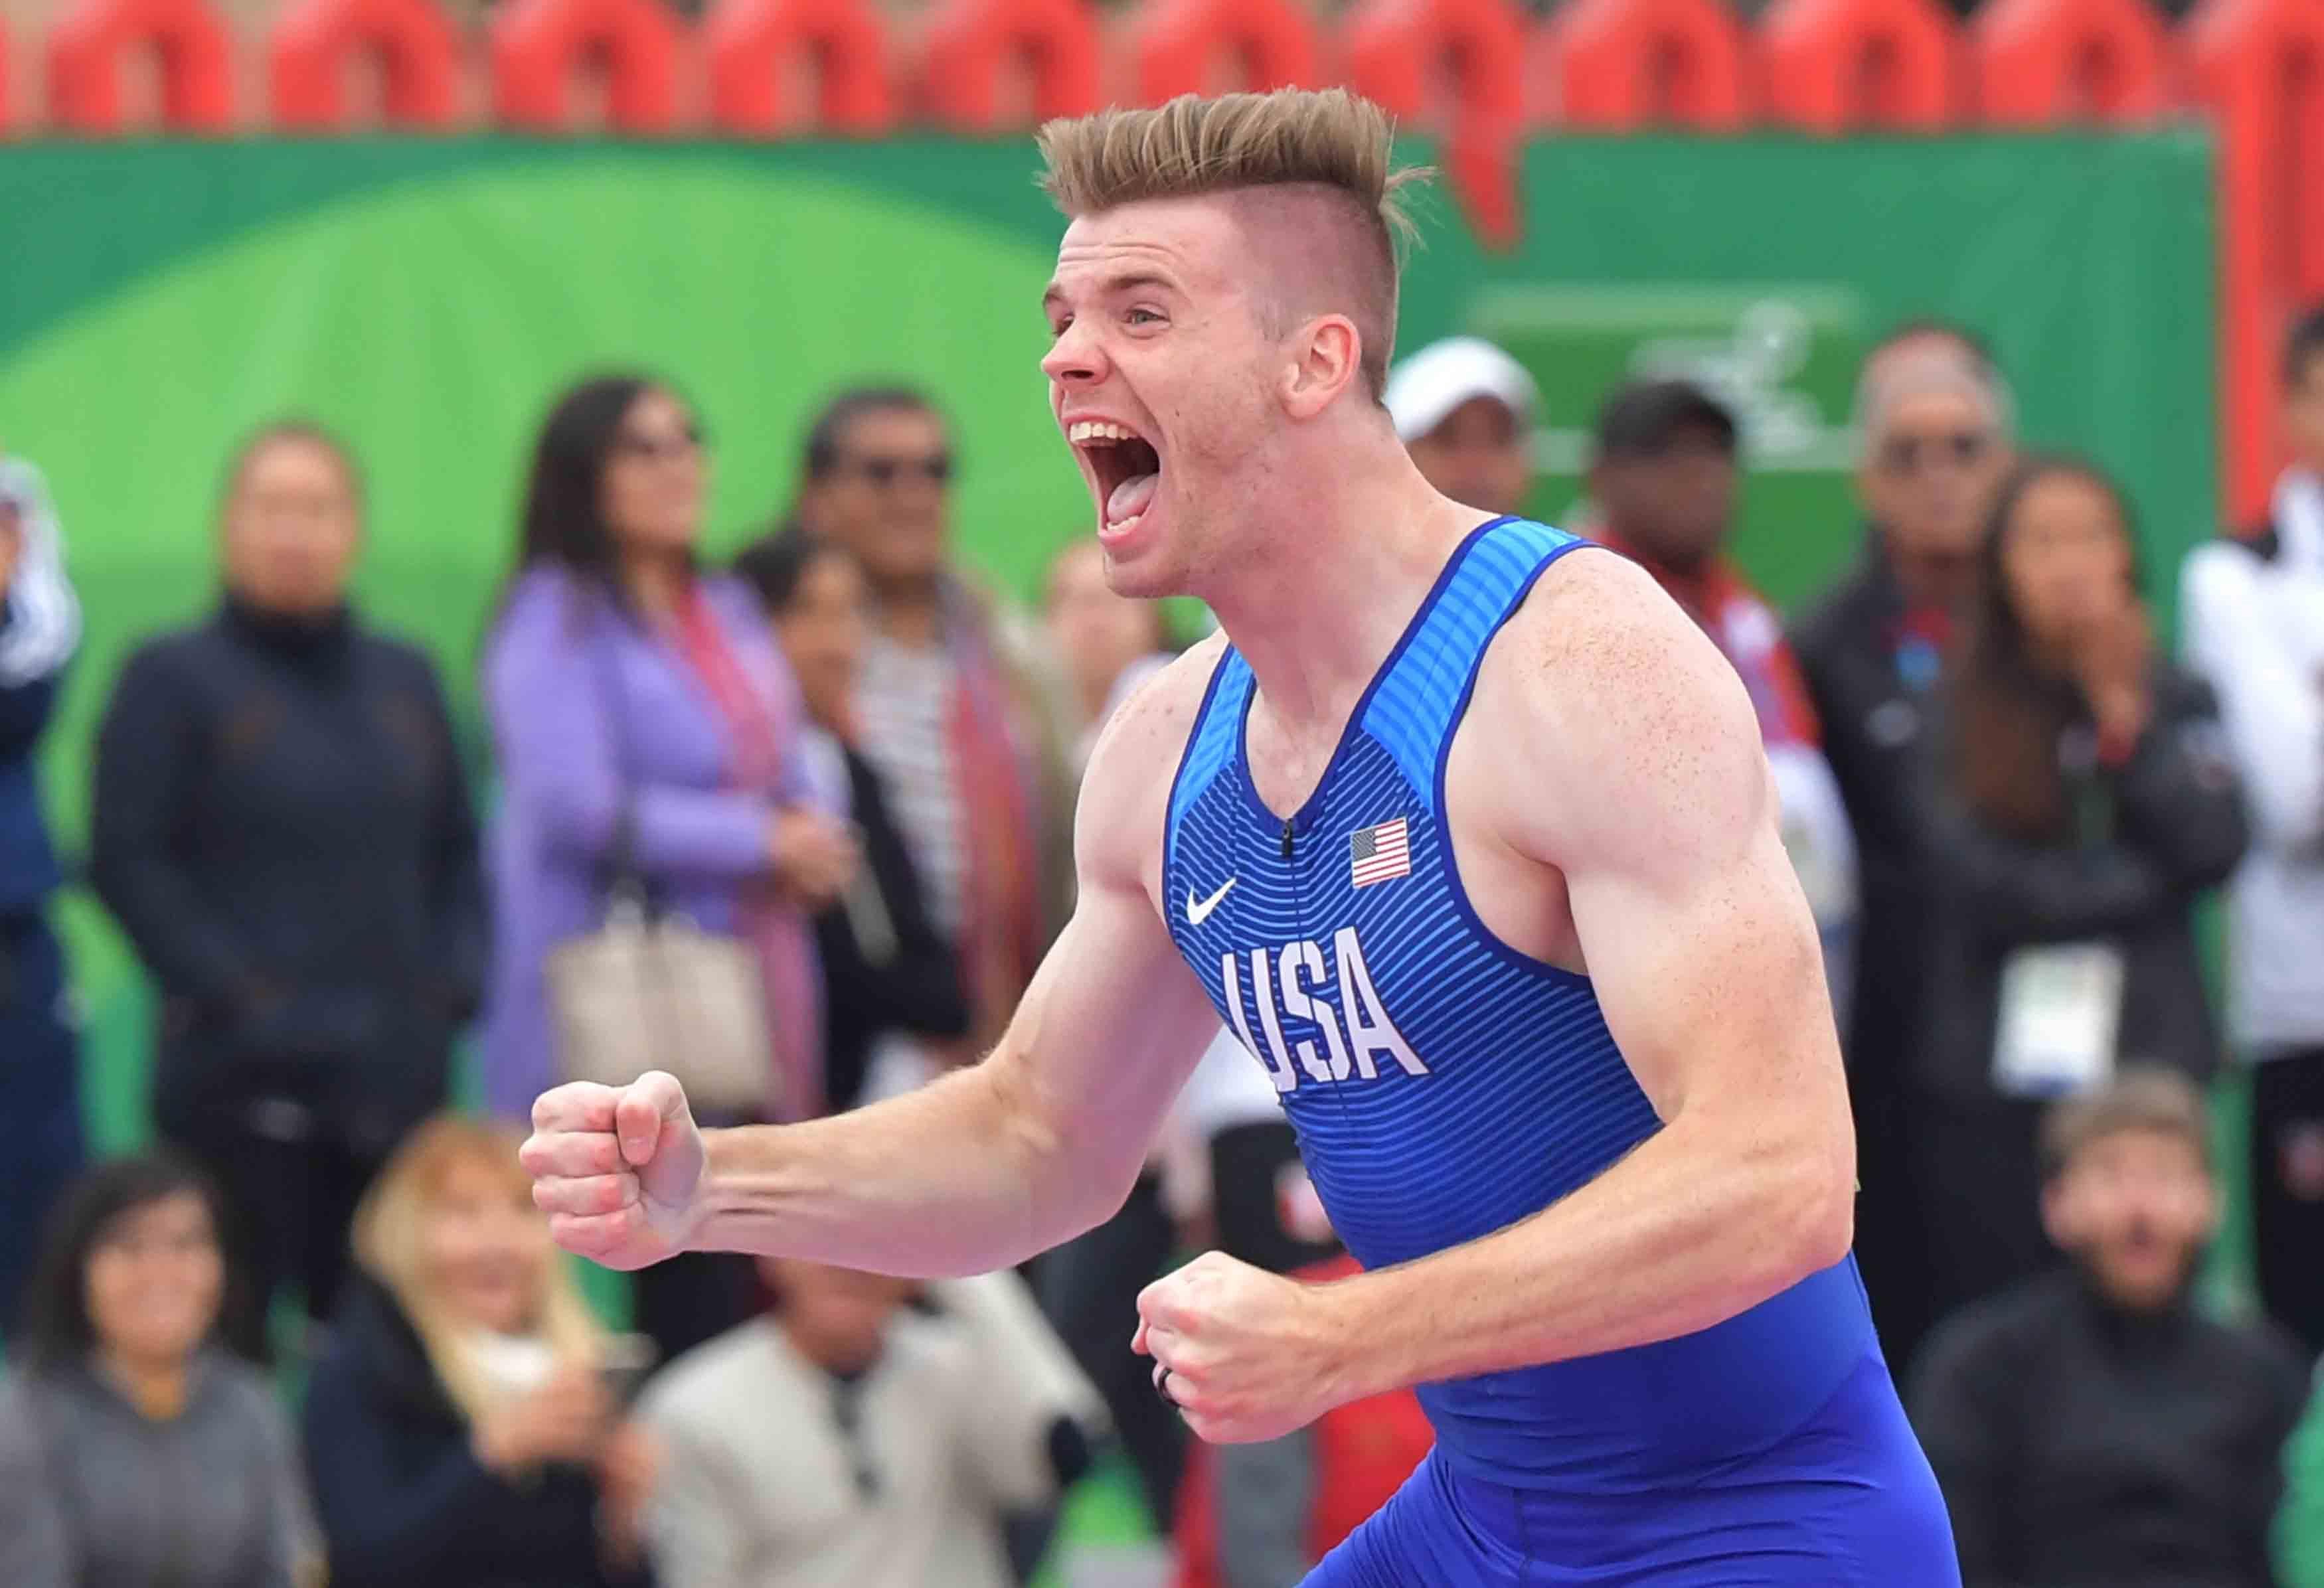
[{"xmin": 1185, "ymin": 878, "xmax": 1237, "ymax": 925}]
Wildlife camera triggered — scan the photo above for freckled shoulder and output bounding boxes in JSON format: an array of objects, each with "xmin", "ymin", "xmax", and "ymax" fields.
[
  {"xmin": 1076, "ymin": 631, "xmax": 1233, "ymax": 898},
  {"xmin": 1471, "ymin": 548, "xmax": 1768, "ymax": 868}
]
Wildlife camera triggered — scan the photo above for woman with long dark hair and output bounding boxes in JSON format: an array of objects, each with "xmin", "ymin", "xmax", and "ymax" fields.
[
  {"xmin": 1908, "ymin": 455, "xmax": 2248, "ymax": 1343},
  {"xmin": 0, "ymin": 1154, "xmax": 315, "ymax": 1587},
  {"xmin": 480, "ymin": 376, "xmax": 857, "ymax": 1362}
]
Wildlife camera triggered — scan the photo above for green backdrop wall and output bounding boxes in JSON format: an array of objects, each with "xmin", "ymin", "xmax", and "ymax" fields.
[{"xmin": 0, "ymin": 131, "xmax": 2214, "ymax": 1150}]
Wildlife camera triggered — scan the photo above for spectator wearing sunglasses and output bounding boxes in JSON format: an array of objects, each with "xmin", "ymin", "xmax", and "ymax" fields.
[
  {"xmin": 1789, "ymin": 324, "xmax": 2016, "ymax": 1372},
  {"xmin": 637, "ymin": 1258, "xmax": 1102, "ymax": 1588},
  {"xmin": 774, "ymin": 388, "xmax": 1074, "ymax": 1091}
]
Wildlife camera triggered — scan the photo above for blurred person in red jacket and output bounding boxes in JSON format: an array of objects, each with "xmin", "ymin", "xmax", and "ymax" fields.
[{"xmin": 1172, "ymin": 1172, "xmax": 1432, "ymax": 1588}]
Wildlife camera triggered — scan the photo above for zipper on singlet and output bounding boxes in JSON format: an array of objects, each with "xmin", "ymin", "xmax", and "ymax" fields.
[{"xmin": 1280, "ymin": 820, "xmax": 1293, "ymax": 861}]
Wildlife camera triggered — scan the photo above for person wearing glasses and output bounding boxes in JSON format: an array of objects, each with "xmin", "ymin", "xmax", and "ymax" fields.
[
  {"xmin": 1789, "ymin": 325, "xmax": 2015, "ymax": 1374},
  {"xmin": 637, "ymin": 1257, "xmax": 1103, "ymax": 1588},
  {"xmin": 775, "ymin": 387, "xmax": 1073, "ymax": 1089},
  {"xmin": 1905, "ymin": 455, "xmax": 2244, "ymax": 1335},
  {"xmin": 480, "ymin": 376, "xmax": 859, "ymax": 1364}
]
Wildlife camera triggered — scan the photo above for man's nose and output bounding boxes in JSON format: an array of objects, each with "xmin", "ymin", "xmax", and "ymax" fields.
[{"xmin": 1043, "ymin": 319, "xmax": 1108, "ymax": 386}]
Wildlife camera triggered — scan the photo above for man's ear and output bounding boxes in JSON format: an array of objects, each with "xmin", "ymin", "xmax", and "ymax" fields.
[{"xmin": 1280, "ymin": 315, "xmax": 1363, "ymax": 422}]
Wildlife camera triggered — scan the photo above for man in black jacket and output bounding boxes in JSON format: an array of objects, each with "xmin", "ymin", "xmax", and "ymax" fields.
[
  {"xmin": 1910, "ymin": 1069, "xmax": 2309, "ymax": 1588},
  {"xmin": 1790, "ymin": 324, "xmax": 2015, "ymax": 1371},
  {"xmin": 90, "ymin": 423, "xmax": 485, "ymax": 1334}
]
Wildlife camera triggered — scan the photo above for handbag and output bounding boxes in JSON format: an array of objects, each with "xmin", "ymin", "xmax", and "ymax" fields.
[{"xmin": 544, "ymin": 621, "xmax": 776, "ymax": 1114}]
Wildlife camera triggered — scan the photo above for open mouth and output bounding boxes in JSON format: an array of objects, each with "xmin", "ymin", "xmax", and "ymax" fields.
[{"xmin": 1068, "ymin": 420, "xmax": 1162, "ymax": 534}]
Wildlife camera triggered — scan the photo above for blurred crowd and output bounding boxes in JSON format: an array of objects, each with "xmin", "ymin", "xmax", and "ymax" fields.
[{"xmin": 0, "ymin": 301, "xmax": 2321, "ymax": 1588}]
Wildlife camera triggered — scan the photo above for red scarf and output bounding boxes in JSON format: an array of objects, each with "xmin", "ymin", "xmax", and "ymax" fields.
[{"xmin": 672, "ymin": 586, "xmax": 824, "ymax": 1121}]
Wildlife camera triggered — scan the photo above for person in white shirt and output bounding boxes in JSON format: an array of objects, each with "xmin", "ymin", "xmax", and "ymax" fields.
[
  {"xmin": 638, "ymin": 1260, "xmax": 1104, "ymax": 1588},
  {"xmin": 2180, "ymin": 302, "xmax": 2324, "ymax": 1358}
]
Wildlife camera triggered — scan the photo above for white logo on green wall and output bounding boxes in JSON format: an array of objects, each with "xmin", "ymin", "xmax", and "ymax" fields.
[{"xmin": 1468, "ymin": 283, "xmax": 1867, "ymax": 476}]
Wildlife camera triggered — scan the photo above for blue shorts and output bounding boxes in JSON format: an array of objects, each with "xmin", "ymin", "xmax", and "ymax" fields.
[{"xmin": 1305, "ymin": 1355, "xmax": 1960, "ymax": 1587}]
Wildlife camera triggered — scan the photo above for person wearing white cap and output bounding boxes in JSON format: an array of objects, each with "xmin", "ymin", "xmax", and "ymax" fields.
[{"xmin": 1382, "ymin": 336, "xmax": 1540, "ymax": 518}]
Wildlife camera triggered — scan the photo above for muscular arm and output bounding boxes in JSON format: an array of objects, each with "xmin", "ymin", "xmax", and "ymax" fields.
[
  {"xmin": 527, "ymin": 647, "xmax": 1229, "ymax": 1280},
  {"xmin": 1318, "ymin": 554, "xmax": 1855, "ymax": 1396}
]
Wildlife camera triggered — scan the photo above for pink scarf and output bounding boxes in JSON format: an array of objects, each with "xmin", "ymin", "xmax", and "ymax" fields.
[{"xmin": 672, "ymin": 588, "xmax": 824, "ymax": 1122}]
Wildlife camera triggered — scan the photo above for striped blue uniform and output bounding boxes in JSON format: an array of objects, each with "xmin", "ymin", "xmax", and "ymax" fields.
[{"xmin": 1161, "ymin": 519, "xmax": 1957, "ymax": 1585}]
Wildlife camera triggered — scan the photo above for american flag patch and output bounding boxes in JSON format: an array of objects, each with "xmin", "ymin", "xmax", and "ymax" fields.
[{"xmin": 1349, "ymin": 817, "xmax": 1411, "ymax": 888}]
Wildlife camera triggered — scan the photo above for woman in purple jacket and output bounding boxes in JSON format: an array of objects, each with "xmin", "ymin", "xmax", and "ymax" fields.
[{"xmin": 481, "ymin": 375, "xmax": 858, "ymax": 1359}]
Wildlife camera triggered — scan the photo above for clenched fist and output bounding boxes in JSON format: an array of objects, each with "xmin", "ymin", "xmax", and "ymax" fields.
[
  {"xmin": 1135, "ymin": 1249, "xmax": 1354, "ymax": 1445},
  {"xmin": 521, "ymin": 1071, "xmax": 706, "ymax": 1270}
]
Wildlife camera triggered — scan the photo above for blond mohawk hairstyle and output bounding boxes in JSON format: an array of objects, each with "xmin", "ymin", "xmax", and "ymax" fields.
[
  {"xmin": 1037, "ymin": 88, "xmax": 1431, "ymax": 396},
  {"xmin": 1036, "ymin": 88, "xmax": 1423, "ymax": 241}
]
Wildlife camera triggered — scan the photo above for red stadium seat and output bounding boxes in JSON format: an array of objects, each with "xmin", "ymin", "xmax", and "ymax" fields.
[
  {"xmin": 1341, "ymin": 0, "xmax": 1525, "ymax": 131},
  {"xmin": 706, "ymin": 0, "xmax": 892, "ymax": 133},
  {"xmin": 490, "ymin": 0, "xmax": 685, "ymax": 133},
  {"xmin": 2189, "ymin": 0, "xmax": 2324, "ymax": 521},
  {"xmin": 1128, "ymin": 0, "xmax": 1321, "ymax": 104},
  {"xmin": 1341, "ymin": 0, "xmax": 1526, "ymax": 245},
  {"xmin": 1973, "ymin": 0, "xmax": 2175, "ymax": 124},
  {"xmin": 1536, "ymin": 0, "xmax": 1756, "ymax": 129},
  {"xmin": 46, "ymin": 0, "xmax": 236, "ymax": 133},
  {"xmin": 1760, "ymin": 0, "xmax": 1962, "ymax": 131},
  {"xmin": 268, "ymin": 0, "xmax": 461, "ymax": 131},
  {"xmin": 915, "ymin": 0, "xmax": 1101, "ymax": 131}
]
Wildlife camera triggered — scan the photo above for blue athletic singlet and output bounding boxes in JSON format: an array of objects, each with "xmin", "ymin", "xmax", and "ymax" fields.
[{"xmin": 1160, "ymin": 519, "xmax": 1958, "ymax": 1584}]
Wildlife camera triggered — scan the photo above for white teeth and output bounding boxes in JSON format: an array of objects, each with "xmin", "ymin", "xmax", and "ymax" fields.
[{"xmin": 1068, "ymin": 420, "xmax": 1139, "ymax": 444}]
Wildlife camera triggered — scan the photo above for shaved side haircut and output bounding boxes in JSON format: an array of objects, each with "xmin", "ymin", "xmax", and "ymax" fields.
[{"xmin": 1036, "ymin": 88, "xmax": 1430, "ymax": 399}]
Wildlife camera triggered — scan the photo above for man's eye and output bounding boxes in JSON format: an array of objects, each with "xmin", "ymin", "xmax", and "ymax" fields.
[
  {"xmin": 1048, "ymin": 315, "xmax": 1073, "ymax": 340},
  {"xmin": 1126, "ymin": 309, "xmax": 1164, "ymax": 327}
]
